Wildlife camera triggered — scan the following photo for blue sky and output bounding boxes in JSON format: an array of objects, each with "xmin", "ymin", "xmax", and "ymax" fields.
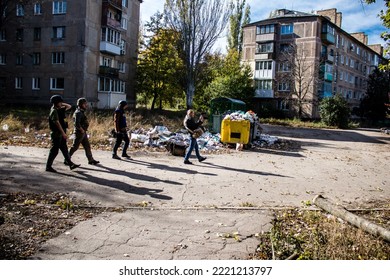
[{"xmin": 140, "ymin": 0, "xmax": 387, "ymax": 51}]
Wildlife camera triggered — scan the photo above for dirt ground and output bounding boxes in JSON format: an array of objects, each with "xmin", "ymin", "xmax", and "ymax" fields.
[{"xmin": 0, "ymin": 124, "xmax": 389, "ymax": 259}]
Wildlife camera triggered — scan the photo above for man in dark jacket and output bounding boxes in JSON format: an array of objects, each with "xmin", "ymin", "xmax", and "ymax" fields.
[
  {"xmin": 68, "ymin": 98, "xmax": 99, "ymax": 165},
  {"xmin": 46, "ymin": 95, "xmax": 80, "ymax": 172},
  {"xmin": 183, "ymin": 109, "xmax": 207, "ymax": 164},
  {"xmin": 112, "ymin": 100, "xmax": 130, "ymax": 159}
]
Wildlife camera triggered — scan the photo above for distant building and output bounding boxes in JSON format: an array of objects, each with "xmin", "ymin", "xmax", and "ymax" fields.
[
  {"xmin": 242, "ymin": 8, "xmax": 387, "ymax": 118},
  {"xmin": 0, "ymin": 0, "xmax": 142, "ymax": 109}
]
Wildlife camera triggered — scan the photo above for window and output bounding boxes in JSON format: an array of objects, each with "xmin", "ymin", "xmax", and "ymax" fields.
[
  {"xmin": 101, "ymin": 28, "xmax": 121, "ymax": 45},
  {"xmin": 16, "ymin": 4, "xmax": 24, "ymax": 16},
  {"xmin": 122, "ymin": 0, "xmax": 128, "ymax": 8},
  {"xmin": 280, "ymin": 43, "xmax": 293, "ymax": 53},
  {"xmin": 322, "ymin": 23, "xmax": 335, "ymax": 35},
  {"xmin": 121, "ymin": 17, "xmax": 128, "ymax": 30},
  {"xmin": 350, "ymin": 59, "xmax": 354, "ymax": 68},
  {"xmin": 0, "ymin": 30, "xmax": 6, "ymax": 41},
  {"xmin": 278, "ymin": 82, "xmax": 290, "ymax": 91},
  {"xmin": 255, "ymin": 60, "xmax": 272, "ymax": 70},
  {"xmin": 120, "ymin": 40, "xmax": 126, "ymax": 54},
  {"xmin": 34, "ymin": 28, "xmax": 41, "ymax": 41},
  {"xmin": 53, "ymin": 1, "xmax": 67, "ymax": 14},
  {"xmin": 0, "ymin": 54, "xmax": 6, "ymax": 64},
  {"xmin": 118, "ymin": 61, "xmax": 125, "ymax": 73},
  {"xmin": 15, "ymin": 77, "xmax": 23, "ymax": 89},
  {"xmin": 16, "ymin": 29, "xmax": 24, "ymax": 41},
  {"xmin": 53, "ymin": 26, "xmax": 65, "ymax": 39},
  {"xmin": 256, "ymin": 42, "xmax": 273, "ymax": 53},
  {"xmin": 34, "ymin": 3, "xmax": 42, "ymax": 15},
  {"xmin": 50, "ymin": 78, "xmax": 64, "ymax": 90},
  {"xmin": 339, "ymin": 70, "xmax": 343, "ymax": 81},
  {"xmin": 255, "ymin": 80, "xmax": 273, "ymax": 90},
  {"xmin": 32, "ymin": 53, "xmax": 41, "ymax": 65},
  {"xmin": 278, "ymin": 61, "xmax": 291, "ymax": 72},
  {"xmin": 32, "ymin": 77, "xmax": 40, "ymax": 89},
  {"xmin": 278, "ymin": 100, "xmax": 290, "ymax": 110},
  {"xmin": 281, "ymin": 24, "xmax": 293, "ymax": 35},
  {"xmin": 256, "ymin": 24, "xmax": 275, "ymax": 35},
  {"xmin": 16, "ymin": 54, "xmax": 23, "ymax": 65},
  {"xmin": 98, "ymin": 77, "xmax": 125, "ymax": 93},
  {"xmin": 52, "ymin": 52, "xmax": 65, "ymax": 64},
  {"xmin": 102, "ymin": 57, "xmax": 112, "ymax": 67}
]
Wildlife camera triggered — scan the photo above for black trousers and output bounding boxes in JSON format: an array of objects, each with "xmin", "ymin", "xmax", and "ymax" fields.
[
  {"xmin": 46, "ymin": 134, "xmax": 72, "ymax": 168},
  {"xmin": 113, "ymin": 132, "xmax": 129, "ymax": 156}
]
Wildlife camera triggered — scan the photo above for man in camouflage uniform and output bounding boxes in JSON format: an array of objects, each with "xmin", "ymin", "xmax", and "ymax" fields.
[
  {"xmin": 46, "ymin": 95, "xmax": 80, "ymax": 172},
  {"xmin": 68, "ymin": 98, "xmax": 99, "ymax": 165}
]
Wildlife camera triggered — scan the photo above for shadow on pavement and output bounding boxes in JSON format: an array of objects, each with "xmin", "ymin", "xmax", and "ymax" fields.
[
  {"xmin": 200, "ymin": 162, "xmax": 290, "ymax": 178},
  {"xmin": 263, "ymin": 124, "xmax": 388, "ymax": 144}
]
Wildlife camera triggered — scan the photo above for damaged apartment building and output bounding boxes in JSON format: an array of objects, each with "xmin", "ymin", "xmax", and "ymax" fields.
[
  {"xmin": 0, "ymin": 0, "xmax": 142, "ymax": 109},
  {"xmin": 242, "ymin": 8, "xmax": 387, "ymax": 118}
]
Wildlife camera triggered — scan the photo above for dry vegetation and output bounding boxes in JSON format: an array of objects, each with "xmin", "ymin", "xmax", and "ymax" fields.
[{"xmin": 1, "ymin": 105, "xmax": 389, "ymax": 259}]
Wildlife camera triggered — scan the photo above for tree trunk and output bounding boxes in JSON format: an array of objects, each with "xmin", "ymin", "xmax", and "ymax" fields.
[
  {"xmin": 186, "ymin": 80, "xmax": 195, "ymax": 109},
  {"xmin": 313, "ymin": 195, "xmax": 390, "ymax": 243}
]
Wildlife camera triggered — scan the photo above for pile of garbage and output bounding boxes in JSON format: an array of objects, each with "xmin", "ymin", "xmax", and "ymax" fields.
[
  {"xmin": 126, "ymin": 110, "xmax": 280, "ymax": 155},
  {"xmin": 222, "ymin": 110, "xmax": 259, "ymax": 123}
]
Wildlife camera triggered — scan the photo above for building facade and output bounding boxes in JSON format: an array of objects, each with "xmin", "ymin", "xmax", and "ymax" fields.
[
  {"xmin": 242, "ymin": 8, "xmax": 385, "ymax": 118},
  {"xmin": 0, "ymin": 0, "xmax": 142, "ymax": 109}
]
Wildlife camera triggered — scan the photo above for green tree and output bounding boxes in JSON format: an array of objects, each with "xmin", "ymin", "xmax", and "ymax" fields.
[
  {"xmin": 319, "ymin": 94, "xmax": 351, "ymax": 128},
  {"xmin": 164, "ymin": 0, "xmax": 231, "ymax": 109},
  {"xmin": 192, "ymin": 52, "xmax": 225, "ymax": 112},
  {"xmin": 360, "ymin": 68, "xmax": 390, "ymax": 120},
  {"xmin": 227, "ymin": 0, "xmax": 251, "ymax": 53},
  {"xmin": 204, "ymin": 49, "xmax": 254, "ymax": 104},
  {"xmin": 136, "ymin": 12, "xmax": 185, "ymax": 110}
]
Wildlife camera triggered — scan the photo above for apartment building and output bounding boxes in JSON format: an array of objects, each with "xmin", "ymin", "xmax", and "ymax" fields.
[
  {"xmin": 242, "ymin": 8, "xmax": 386, "ymax": 118},
  {"xmin": 0, "ymin": 0, "xmax": 142, "ymax": 109}
]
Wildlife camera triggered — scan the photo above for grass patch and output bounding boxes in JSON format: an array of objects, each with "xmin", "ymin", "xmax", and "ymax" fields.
[{"xmin": 251, "ymin": 208, "xmax": 390, "ymax": 260}]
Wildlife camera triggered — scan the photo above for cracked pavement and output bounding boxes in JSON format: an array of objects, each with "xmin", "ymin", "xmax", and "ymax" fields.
[{"xmin": 1, "ymin": 124, "xmax": 389, "ymax": 259}]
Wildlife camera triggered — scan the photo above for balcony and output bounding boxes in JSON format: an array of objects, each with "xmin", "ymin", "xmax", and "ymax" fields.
[
  {"xmin": 101, "ymin": 16, "xmax": 121, "ymax": 30},
  {"xmin": 254, "ymin": 89, "xmax": 274, "ymax": 98},
  {"xmin": 103, "ymin": 0, "xmax": 122, "ymax": 9},
  {"xmin": 99, "ymin": 66, "xmax": 119, "ymax": 77},
  {"xmin": 256, "ymin": 33, "xmax": 276, "ymax": 42},
  {"xmin": 321, "ymin": 32, "xmax": 335, "ymax": 45},
  {"xmin": 100, "ymin": 41, "xmax": 121, "ymax": 55},
  {"xmin": 254, "ymin": 69, "xmax": 274, "ymax": 80}
]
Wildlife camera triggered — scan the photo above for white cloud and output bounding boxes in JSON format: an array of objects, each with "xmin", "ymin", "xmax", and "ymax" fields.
[{"xmin": 140, "ymin": 0, "xmax": 387, "ymax": 49}]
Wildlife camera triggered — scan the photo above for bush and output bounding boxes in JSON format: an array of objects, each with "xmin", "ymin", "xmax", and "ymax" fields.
[{"xmin": 319, "ymin": 94, "xmax": 350, "ymax": 128}]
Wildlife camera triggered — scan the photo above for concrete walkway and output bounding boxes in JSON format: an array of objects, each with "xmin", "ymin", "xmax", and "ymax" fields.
[{"xmin": 1, "ymin": 125, "xmax": 388, "ymax": 259}]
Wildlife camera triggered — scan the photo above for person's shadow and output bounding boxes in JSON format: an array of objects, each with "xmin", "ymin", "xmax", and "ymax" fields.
[{"xmin": 64, "ymin": 167, "xmax": 173, "ymax": 200}]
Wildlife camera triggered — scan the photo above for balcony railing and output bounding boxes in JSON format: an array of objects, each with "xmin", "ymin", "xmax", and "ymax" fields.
[
  {"xmin": 100, "ymin": 41, "xmax": 121, "ymax": 55},
  {"xmin": 254, "ymin": 89, "xmax": 274, "ymax": 98},
  {"xmin": 99, "ymin": 66, "xmax": 119, "ymax": 77}
]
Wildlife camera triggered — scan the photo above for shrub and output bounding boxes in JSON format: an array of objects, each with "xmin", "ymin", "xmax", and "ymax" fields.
[{"xmin": 319, "ymin": 94, "xmax": 350, "ymax": 128}]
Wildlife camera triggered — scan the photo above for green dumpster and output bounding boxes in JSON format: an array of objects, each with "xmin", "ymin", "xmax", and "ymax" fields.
[{"xmin": 209, "ymin": 97, "xmax": 246, "ymax": 133}]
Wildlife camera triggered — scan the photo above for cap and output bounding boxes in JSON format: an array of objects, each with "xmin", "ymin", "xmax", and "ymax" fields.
[
  {"xmin": 77, "ymin": 98, "xmax": 87, "ymax": 106},
  {"xmin": 50, "ymin": 95, "xmax": 63, "ymax": 104}
]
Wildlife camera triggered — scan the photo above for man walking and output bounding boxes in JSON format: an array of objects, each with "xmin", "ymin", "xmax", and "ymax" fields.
[
  {"xmin": 112, "ymin": 100, "xmax": 130, "ymax": 159},
  {"xmin": 68, "ymin": 98, "xmax": 99, "ymax": 165},
  {"xmin": 46, "ymin": 95, "xmax": 80, "ymax": 172},
  {"xmin": 183, "ymin": 109, "xmax": 207, "ymax": 164}
]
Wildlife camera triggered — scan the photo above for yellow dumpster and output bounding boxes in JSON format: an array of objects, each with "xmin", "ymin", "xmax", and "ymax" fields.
[{"xmin": 220, "ymin": 119, "xmax": 250, "ymax": 144}]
